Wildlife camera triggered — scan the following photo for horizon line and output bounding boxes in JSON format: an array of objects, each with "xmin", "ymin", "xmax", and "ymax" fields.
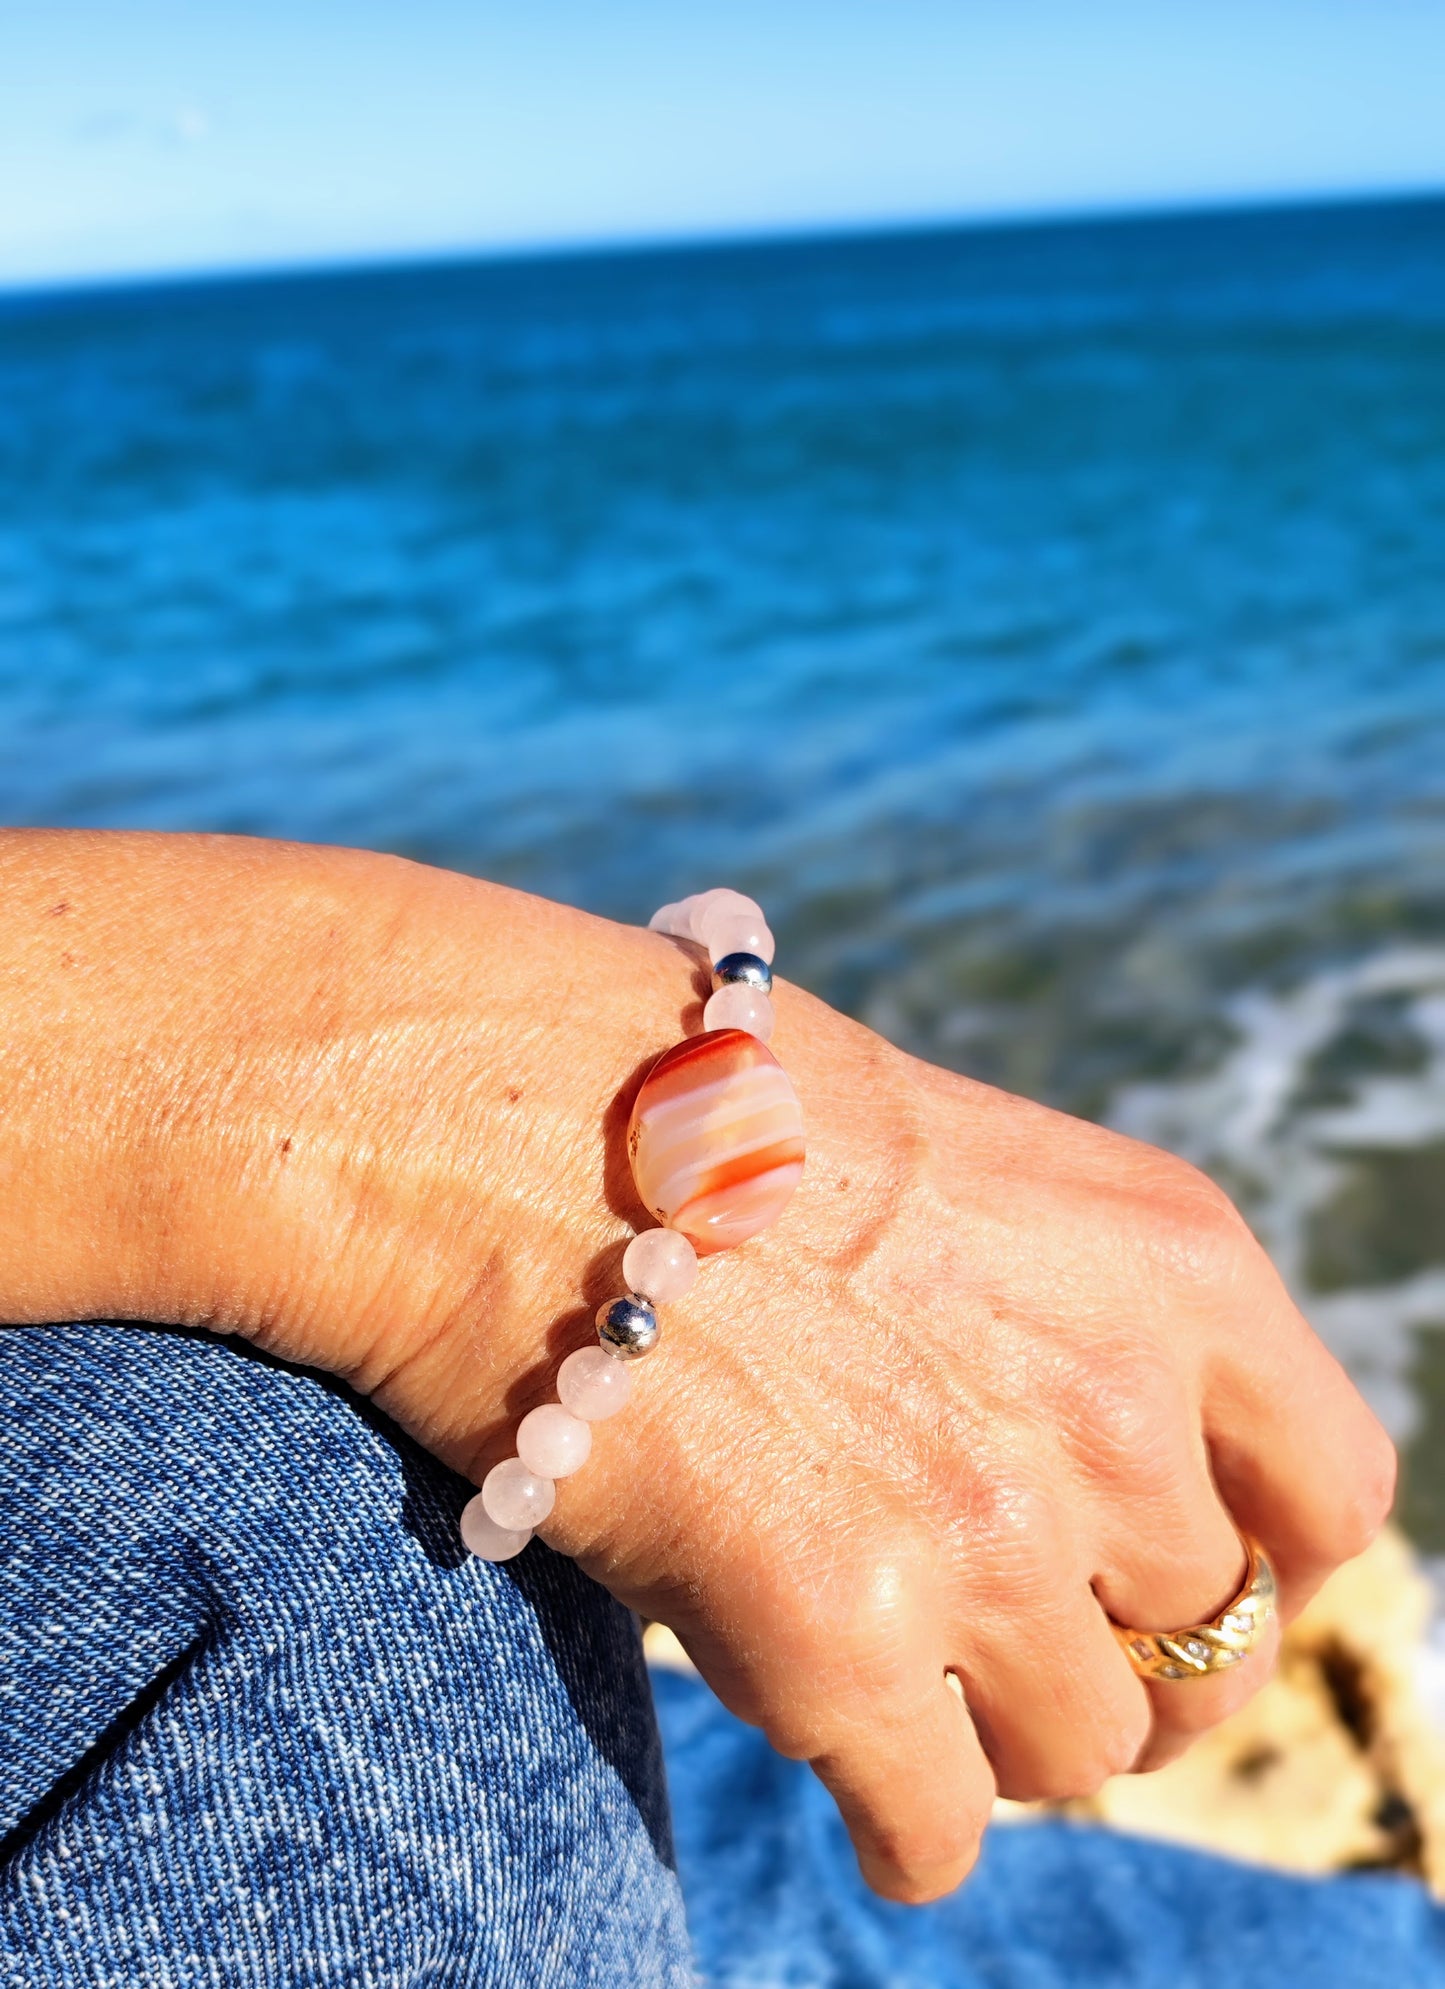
[{"xmin": 3, "ymin": 178, "xmax": 1443, "ymax": 305}]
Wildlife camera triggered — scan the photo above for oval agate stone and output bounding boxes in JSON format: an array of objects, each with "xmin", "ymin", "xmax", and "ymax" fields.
[{"xmin": 628, "ymin": 1028, "xmax": 805, "ymax": 1254}]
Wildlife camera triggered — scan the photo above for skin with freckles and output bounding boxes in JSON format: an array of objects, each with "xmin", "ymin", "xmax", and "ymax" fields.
[{"xmin": 0, "ymin": 830, "xmax": 1397, "ymax": 1905}]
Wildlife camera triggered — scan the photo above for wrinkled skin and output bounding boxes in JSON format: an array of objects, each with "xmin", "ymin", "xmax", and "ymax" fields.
[{"xmin": 0, "ymin": 833, "xmax": 1396, "ymax": 1903}]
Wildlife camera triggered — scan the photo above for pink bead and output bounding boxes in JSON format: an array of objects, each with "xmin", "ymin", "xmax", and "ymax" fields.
[
  {"xmin": 700, "ymin": 909, "xmax": 775, "ymax": 965},
  {"xmin": 622, "ymin": 1228, "xmax": 699, "ymax": 1303},
  {"xmin": 628, "ymin": 1027, "xmax": 805, "ymax": 1254},
  {"xmin": 481, "ymin": 1457, "xmax": 555, "ymax": 1530},
  {"xmin": 516, "ymin": 1403, "xmax": 593, "ymax": 1478},
  {"xmin": 703, "ymin": 984, "xmax": 774, "ymax": 1041},
  {"xmin": 459, "ymin": 1492, "xmax": 532, "ymax": 1562},
  {"xmin": 685, "ymin": 888, "xmax": 761, "ymax": 944},
  {"xmin": 513, "ymin": 1400, "xmax": 593, "ymax": 1479},
  {"xmin": 557, "ymin": 1345, "xmax": 634, "ymax": 1421},
  {"xmin": 647, "ymin": 902, "xmax": 693, "ymax": 938}
]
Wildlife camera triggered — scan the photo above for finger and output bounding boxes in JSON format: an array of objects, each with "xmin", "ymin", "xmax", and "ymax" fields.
[
  {"xmin": 673, "ymin": 1541, "xmax": 998, "ymax": 1907},
  {"xmin": 808, "ymin": 1671, "xmax": 998, "ymax": 1903},
  {"xmin": 1090, "ymin": 1415, "xmax": 1271, "ymax": 1760},
  {"xmin": 1085, "ymin": 1365, "xmax": 1247, "ymax": 1631},
  {"xmin": 1132, "ymin": 1610, "xmax": 1282, "ymax": 1773},
  {"xmin": 1204, "ymin": 1281, "xmax": 1397, "ymax": 1615},
  {"xmin": 957, "ymin": 1589, "xmax": 1151, "ymax": 1803}
]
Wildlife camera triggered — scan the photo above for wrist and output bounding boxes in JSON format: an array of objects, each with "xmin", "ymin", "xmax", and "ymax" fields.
[{"xmin": 0, "ymin": 829, "xmax": 907, "ymax": 1497}]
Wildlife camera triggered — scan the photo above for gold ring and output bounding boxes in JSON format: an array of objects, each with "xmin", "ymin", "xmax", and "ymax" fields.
[{"xmin": 1113, "ymin": 1537, "xmax": 1276, "ymax": 1682}]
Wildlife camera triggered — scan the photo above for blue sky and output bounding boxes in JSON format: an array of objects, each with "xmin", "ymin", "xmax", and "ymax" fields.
[{"xmin": 3, "ymin": 1, "xmax": 1444, "ymax": 286}]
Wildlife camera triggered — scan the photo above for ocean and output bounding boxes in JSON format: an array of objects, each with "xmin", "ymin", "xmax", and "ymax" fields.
[{"xmin": 2, "ymin": 197, "xmax": 1443, "ymax": 1542}]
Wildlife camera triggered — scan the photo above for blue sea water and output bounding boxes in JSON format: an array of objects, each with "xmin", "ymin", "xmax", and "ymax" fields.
[{"xmin": 2, "ymin": 197, "xmax": 1444, "ymax": 1521}]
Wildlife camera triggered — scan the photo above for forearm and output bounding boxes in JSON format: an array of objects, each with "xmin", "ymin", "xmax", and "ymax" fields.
[{"xmin": 0, "ymin": 831, "xmax": 695, "ymax": 1429}]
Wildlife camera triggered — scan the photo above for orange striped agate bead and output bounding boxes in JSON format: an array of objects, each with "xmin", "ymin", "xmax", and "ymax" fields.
[{"xmin": 627, "ymin": 1028, "xmax": 805, "ymax": 1254}]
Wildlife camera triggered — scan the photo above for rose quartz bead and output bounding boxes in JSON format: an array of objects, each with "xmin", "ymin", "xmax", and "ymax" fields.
[
  {"xmin": 684, "ymin": 887, "xmax": 761, "ymax": 943},
  {"xmin": 557, "ymin": 1345, "xmax": 634, "ymax": 1421},
  {"xmin": 516, "ymin": 1403, "xmax": 593, "ymax": 1479},
  {"xmin": 653, "ymin": 893, "xmax": 707, "ymax": 942},
  {"xmin": 622, "ymin": 1227, "xmax": 700, "ymax": 1303},
  {"xmin": 629, "ymin": 1027, "xmax": 805, "ymax": 1253},
  {"xmin": 481, "ymin": 1457, "xmax": 555, "ymax": 1530},
  {"xmin": 703, "ymin": 984, "xmax": 774, "ymax": 1041},
  {"xmin": 459, "ymin": 1492, "xmax": 532, "ymax": 1562},
  {"xmin": 700, "ymin": 909, "xmax": 775, "ymax": 965}
]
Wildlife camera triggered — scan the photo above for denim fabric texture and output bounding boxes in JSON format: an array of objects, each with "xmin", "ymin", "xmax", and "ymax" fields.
[
  {"xmin": 0, "ymin": 1323, "xmax": 693, "ymax": 1988},
  {"xmin": 656, "ymin": 1667, "xmax": 1445, "ymax": 1989}
]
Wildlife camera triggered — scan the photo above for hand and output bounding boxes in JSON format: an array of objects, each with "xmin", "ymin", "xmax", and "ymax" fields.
[
  {"xmin": 529, "ymin": 976, "xmax": 1394, "ymax": 1901},
  {"xmin": 0, "ymin": 833, "xmax": 1396, "ymax": 1904}
]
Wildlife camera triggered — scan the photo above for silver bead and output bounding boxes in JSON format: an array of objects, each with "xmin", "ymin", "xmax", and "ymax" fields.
[
  {"xmin": 596, "ymin": 1294, "xmax": 659, "ymax": 1361},
  {"xmin": 710, "ymin": 951, "xmax": 773, "ymax": 996}
]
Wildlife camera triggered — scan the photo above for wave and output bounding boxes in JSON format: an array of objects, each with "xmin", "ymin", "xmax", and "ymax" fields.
[{"xmin": 1109, "ymin": 946, "xmax": 1445, "ymax": 1448}]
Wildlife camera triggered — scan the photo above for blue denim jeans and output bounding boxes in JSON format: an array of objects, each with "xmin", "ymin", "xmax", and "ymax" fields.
[{"xmin": 4, "ymin": 1323, "xmax": 1443, "ymax": 1987}]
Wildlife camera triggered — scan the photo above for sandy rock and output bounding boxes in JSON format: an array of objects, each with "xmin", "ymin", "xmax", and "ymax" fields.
[{"xmin": 1068, "ymin": 1528, "xmax": 1445, "ymax": 1891}]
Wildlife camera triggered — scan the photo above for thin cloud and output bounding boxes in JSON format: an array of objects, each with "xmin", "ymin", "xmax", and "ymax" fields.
[
  {"xmin": 72, "ymin": 105, "xmax": 215, "ymax": 150},
  {"xmin": 168, "ymin": 105, "xmax": 211, "ymax": 147},
  {"xmin": 73, "ymin": 110, "xmax": 145, "ymax": 146}
]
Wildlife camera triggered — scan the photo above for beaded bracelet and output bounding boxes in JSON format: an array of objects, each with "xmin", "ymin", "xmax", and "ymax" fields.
[{"xmin": 459, "ymin": 887, "xmax": 806, "ymax": 1563}]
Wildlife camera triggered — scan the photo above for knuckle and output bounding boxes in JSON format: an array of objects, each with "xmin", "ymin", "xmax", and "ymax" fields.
[
  {"xmin": 1082, "ymin": 1371, "xmax": 1161, "ymax": 1460},
  {"xmin": 1005, "ymin": 1707, "xmax": 1147, "ymax": 1803},
  {"xmin": 764, "ymin": 1541, "xmax": 938, "ymax": 1750},
  {"xmin": 862, "ymin": 1814, "xmax": 985, "ymax": 1905},
  {"xmin": 1018, "ymin": 1748, "xmax": 1121, "ymax": 1805},
  {"xmin": 1107, "ymin": 1701, "xmax": 1154, "ymax": 1778},
  {"xmin": 1063, "ymin": 1344, "xmax": 1183, "ymax": 1485},
  {"xmin": 766, "ymin": 1725, "xmax": 815, "ymax": 1765},
  {"xmin": 961, "ymin": 1472, "xmax": 1062, "ymax": 1608},
  {"xmin": 1155, "ymin": 1150, "xmax": 1238, "ymax": 1220},
  {"xmin": 867, "ymin": 1847, "xmax": 979, "ymax": 1907},
  {"xmin": 1091, "ymin": 1705, "xmax": 1151, "ymax": 1785},
  {"xmin": 1332, "ymin": 1421, "xmax": 1398, "ymax": 1555},
  {"xmin": 827, "ymin": 1545, "xmax": 932, "ymax": 1674},
  {"xmin": 1141, "ymin": 1157, "xmax": 1256, "ymax": 1291}
]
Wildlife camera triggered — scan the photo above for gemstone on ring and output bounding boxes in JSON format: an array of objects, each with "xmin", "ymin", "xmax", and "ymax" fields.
[{"xmin": 1112, "ymin": 1538, "xmax": 1276, "ymax": 1684}]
